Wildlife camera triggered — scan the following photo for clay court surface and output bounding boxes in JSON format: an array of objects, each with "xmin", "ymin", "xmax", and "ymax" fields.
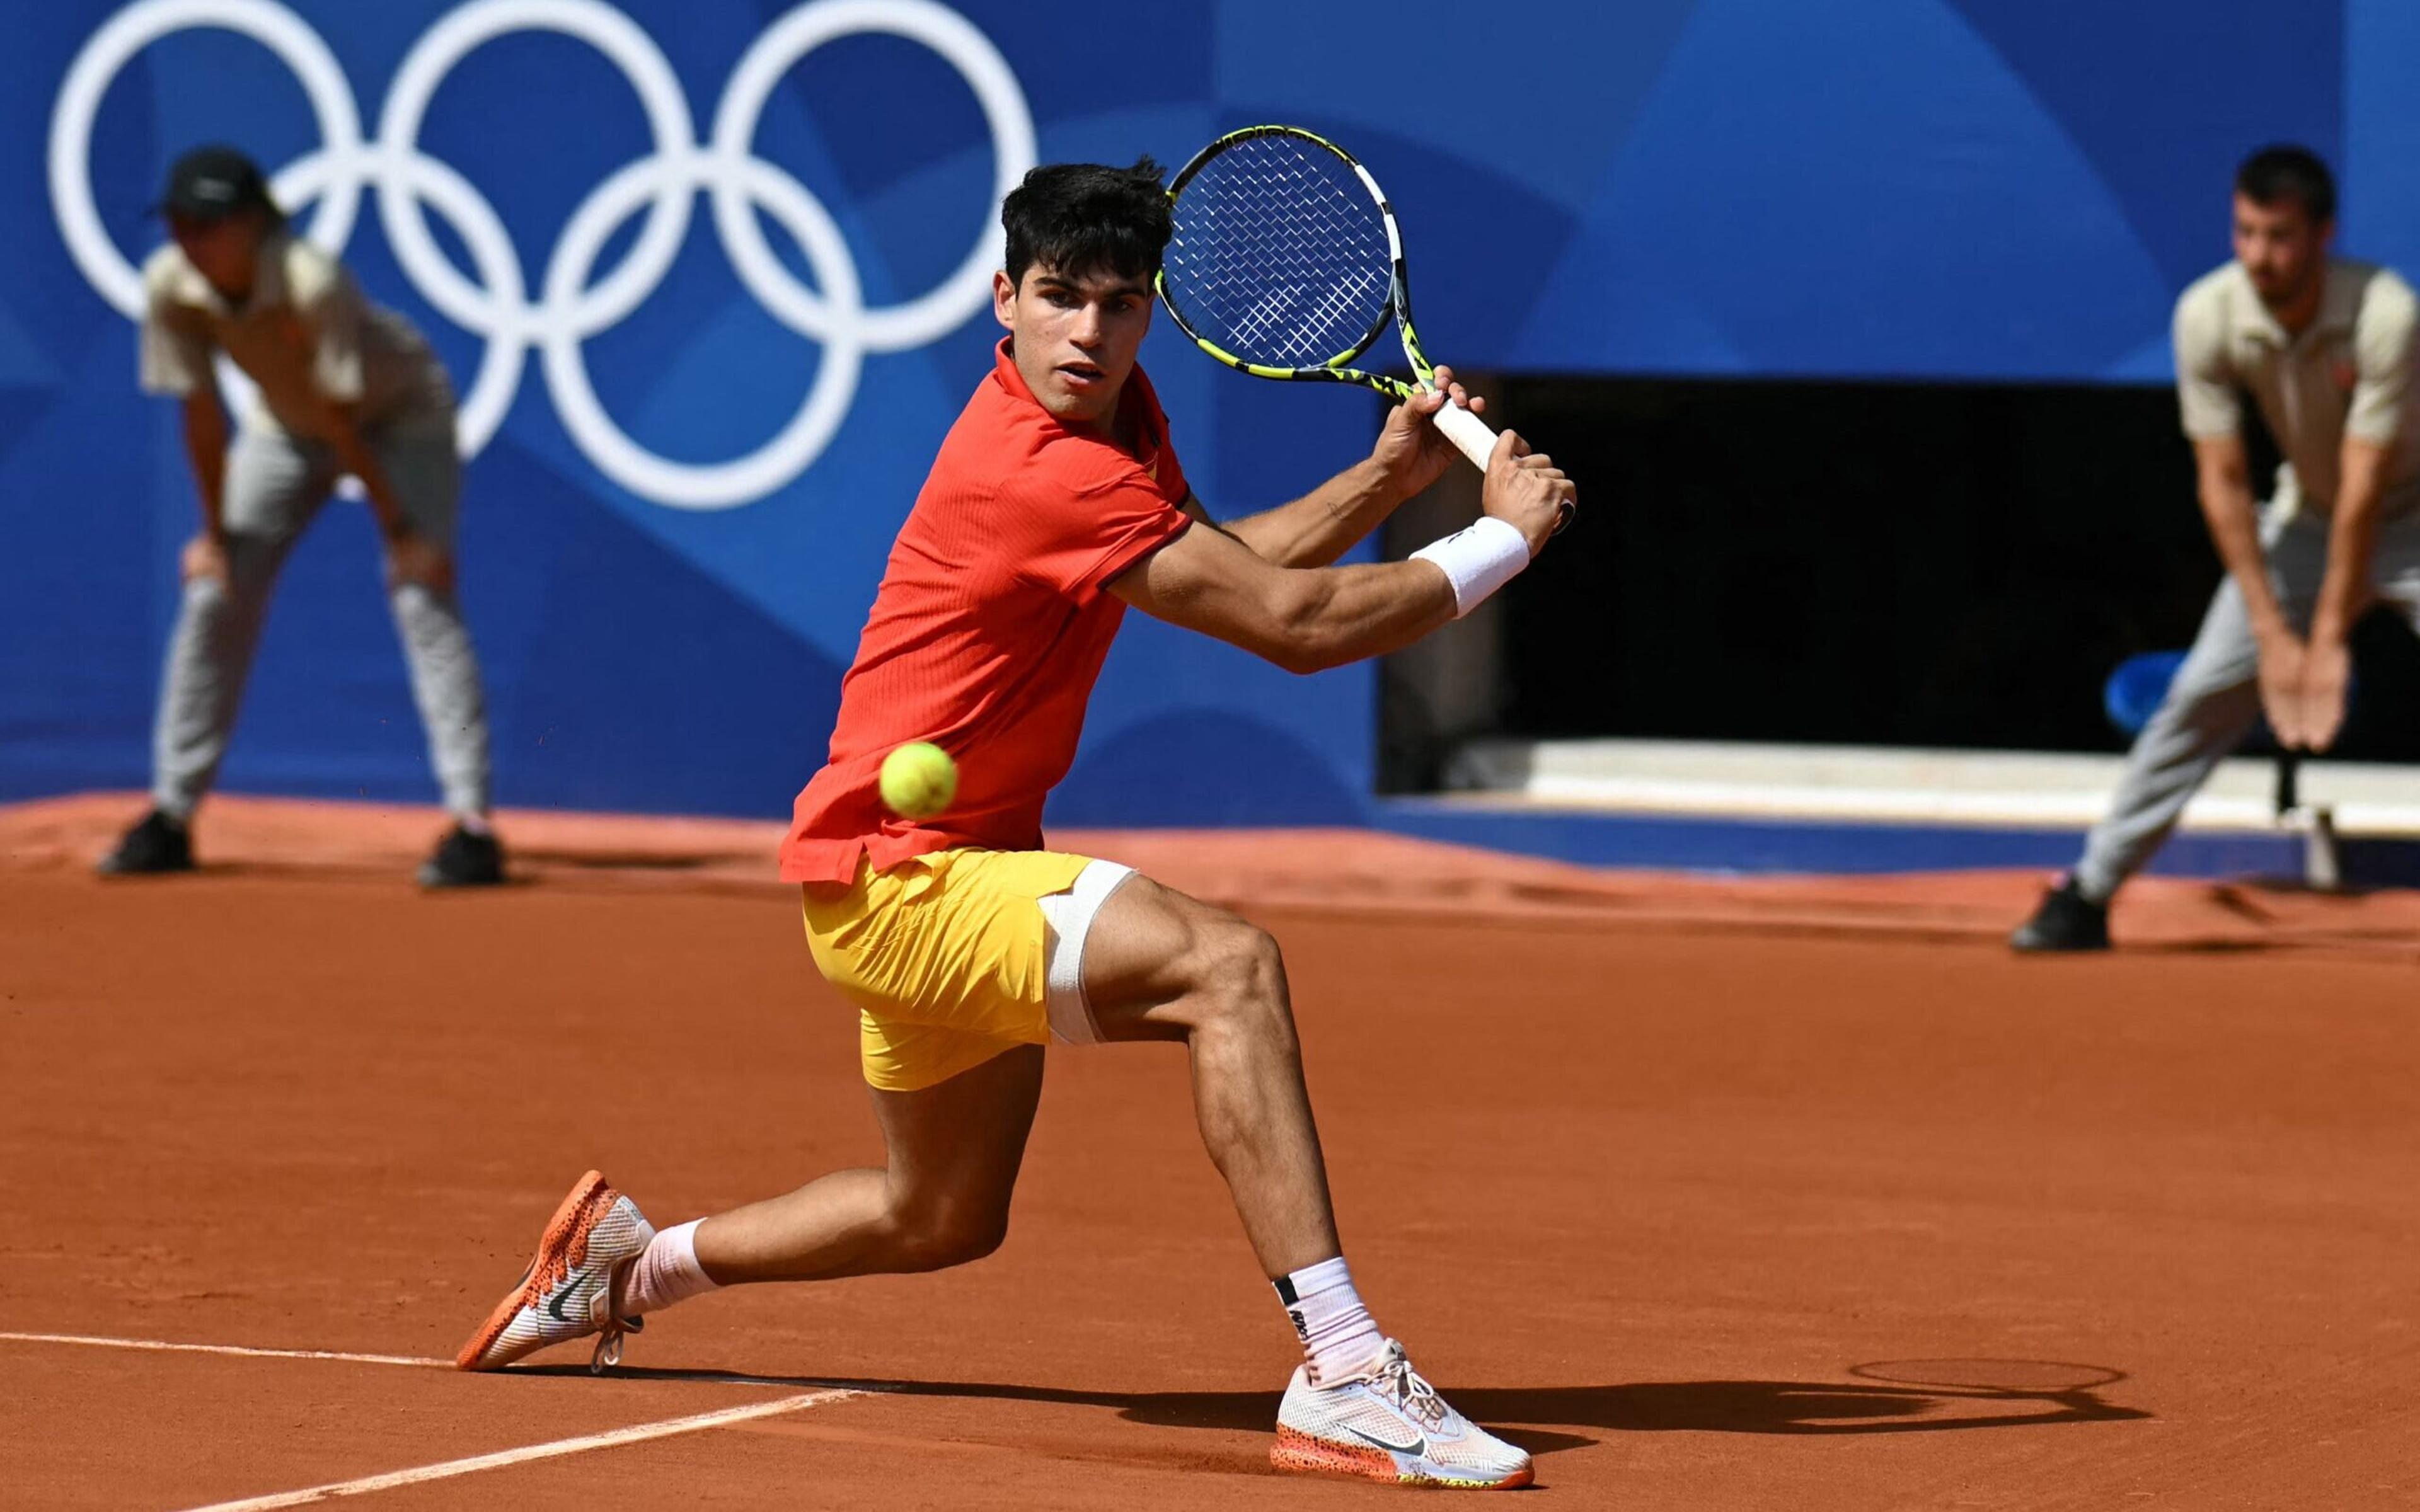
[{"xmin": 4, "ymin": 796, "xmax": 2416, "ymax": 1508}]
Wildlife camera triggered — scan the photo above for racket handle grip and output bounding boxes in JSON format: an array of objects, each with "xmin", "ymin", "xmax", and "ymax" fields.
[
  {"xmin": 1427, "ymin": 394, "xmax": 1575, "ymax": 536},
  {"xmin": 1428, "ymin": 394, "xmax": 1499, "ymax": 471}
]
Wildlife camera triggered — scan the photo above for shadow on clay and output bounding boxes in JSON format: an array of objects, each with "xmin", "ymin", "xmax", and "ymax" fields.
[{"xmin": 522, "ymin": 1356, "xmax": 2148, "ymax": 1457}]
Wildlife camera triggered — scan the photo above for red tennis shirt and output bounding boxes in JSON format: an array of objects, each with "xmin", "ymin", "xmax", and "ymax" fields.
[{"xmin": 778, "ymin": 338, "xmax": 1192, "ymax": 883}]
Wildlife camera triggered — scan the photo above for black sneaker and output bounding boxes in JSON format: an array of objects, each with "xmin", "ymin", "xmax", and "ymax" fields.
[
  {"xmin": 418, "ymin": 825, "xmax": 505, "ymax": 888},
  {"xmin": 2010, "ymin": 878, "xmax": 2110, "ymax": 953},
  {"xmin": 96, "ymin": 809, "xmax": 195, "ymax": 876}
]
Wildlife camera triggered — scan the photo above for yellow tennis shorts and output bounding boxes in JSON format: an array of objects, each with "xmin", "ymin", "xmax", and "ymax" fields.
[{"xmin": 801, "ymin": 847, "xmax": 1130, "ymax": 1092}]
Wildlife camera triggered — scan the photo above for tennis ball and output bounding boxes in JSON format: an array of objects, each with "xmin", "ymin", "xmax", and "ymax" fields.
[{"xmin": 879, "ymin": 741, "xmax": 958, "ymax": 820}]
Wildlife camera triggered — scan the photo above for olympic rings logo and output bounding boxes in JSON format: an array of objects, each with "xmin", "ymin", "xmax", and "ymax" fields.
[{"xmin": 49, "ymin": 0, "xmax": 1036, "ymax": 510}]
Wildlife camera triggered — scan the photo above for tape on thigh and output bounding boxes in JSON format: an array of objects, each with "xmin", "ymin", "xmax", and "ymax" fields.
[{"xmin": 1037, "ymin": 861, "xmax": 1134, "ymax": 1046}]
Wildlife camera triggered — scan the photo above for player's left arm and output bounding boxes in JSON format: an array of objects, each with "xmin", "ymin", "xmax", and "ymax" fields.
[
  {"xmin": 2305, "ymin": 275, "xmax": 2419, "ymax": 748},
  {"xmin": 1111, "ymin": 428, "xmax": 1568, "ymax": 674},
  {"xmin": 1196, "ymin": 367, "xmax": 1484, "ymax": 569}
]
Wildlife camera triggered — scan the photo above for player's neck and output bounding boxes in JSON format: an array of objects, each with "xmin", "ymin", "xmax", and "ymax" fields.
[
  {"xmin": 197, "ymin": 232, "xmax": 269, "ymax": 307},
  {"xmin": 1031, "ymin": 373, "xmax": 1138, "ymax": 450},
  {"xmin": 2264, "ymin": 268, "xmax": 2327, "ymax": 336},
  {"xmin": 1094, "ymin": 388, "xmax": 1147, "ymax": 457}
]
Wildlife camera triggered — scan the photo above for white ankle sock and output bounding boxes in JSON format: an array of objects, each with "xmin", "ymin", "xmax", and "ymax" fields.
[
  {"xmin": 617, "ymin": 1220, "xmax": 720, "ymax": 1317},
  {"xmin": 1276, "ymin": 1256, "xmax": 1385, "ymax": 1386}
]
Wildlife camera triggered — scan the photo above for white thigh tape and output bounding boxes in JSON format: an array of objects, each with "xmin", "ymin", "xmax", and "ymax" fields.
[{"xmin": 1039, "ymin": 861, "xmax": 1135, "ymax": 1045}]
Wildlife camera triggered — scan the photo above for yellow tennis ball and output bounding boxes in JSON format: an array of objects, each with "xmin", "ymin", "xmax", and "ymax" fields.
[{"xmin": 879, "ymin": 741, "xmax": 958, "ymax": 820}]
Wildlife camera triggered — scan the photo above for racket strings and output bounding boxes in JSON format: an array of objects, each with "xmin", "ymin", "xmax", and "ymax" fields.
[{"xmin": 1165, "ymin": 135, "xmax": 1393, "ymax": 369}]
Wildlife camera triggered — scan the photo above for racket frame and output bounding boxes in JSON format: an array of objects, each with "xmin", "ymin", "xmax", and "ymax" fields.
[
  {"xmin": 1158, "ymin": 124, "xmax": 1443, "ymax": 406},
  {"xmin": 1158, "ymin": 123, "xmax": 1567, "ymax": 530}
]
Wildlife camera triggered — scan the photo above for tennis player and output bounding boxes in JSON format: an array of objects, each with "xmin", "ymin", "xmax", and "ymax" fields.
[
  {"xmin": 459, "ymin": 158, "xmax": 1574, "ymax": 1490},
  {"xmin": 96, "ymin": 145, "xmax": 503, "ymax": 887},
  {"xmin": 2016, "ymin": 146, "xmax": 2420, "ymax": 949}
]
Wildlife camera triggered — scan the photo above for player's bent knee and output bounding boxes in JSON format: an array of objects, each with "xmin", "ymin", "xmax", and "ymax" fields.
[
  {"xmin": 908, "ymin": 1220, "xmax": 1009, "ymax": 1272},
  {"xmin": 1194, "ymin": 920, "xmax": 1297, "ymax": 1053},
  {"xmin": 1191, "ymin": 915, "xmax": 1282, "ymax": 996},
  {"xmin": 880, "ymin": 1200, "xmax": 1011, "ymax": 1272}
]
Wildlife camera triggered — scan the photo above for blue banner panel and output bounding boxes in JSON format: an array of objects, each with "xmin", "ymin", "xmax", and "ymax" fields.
[{"xmin": 0, "ymin": 2, "xmax": 2371, "ymax": 822}]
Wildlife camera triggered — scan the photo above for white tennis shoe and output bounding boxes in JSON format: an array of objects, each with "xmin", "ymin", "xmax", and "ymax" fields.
[
  {"xmin": 456, "ymin": 1170, "xmax": 654, "ymax": 1373},
  {"xmin": 1272, "ymin": 1339, "xmax": 1533, "ymax": 1489}
]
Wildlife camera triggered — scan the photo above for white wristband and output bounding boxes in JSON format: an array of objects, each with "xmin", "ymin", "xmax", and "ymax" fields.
[{"xmin": 1410, "ymin": 516, "xmax": 1530, "ymax": 619}]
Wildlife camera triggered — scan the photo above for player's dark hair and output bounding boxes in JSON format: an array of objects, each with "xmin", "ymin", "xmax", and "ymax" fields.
[
  {"xmin": 2235, "ymin": 144, "xmax": 2336, "ymax": 226},
  {"xmin": 1001, "ymin": 158, "xmax": 1172, "ymax": 287}
]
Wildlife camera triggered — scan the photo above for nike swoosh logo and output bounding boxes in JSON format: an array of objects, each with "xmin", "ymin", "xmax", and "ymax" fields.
[
  {"xmin": 546, "ymin": 1279, "xmax": 581, "ymax": 1325},
  {"xmin": 1345, "ymin": 1424, "xmax": 1427, "ymax": 1458}
]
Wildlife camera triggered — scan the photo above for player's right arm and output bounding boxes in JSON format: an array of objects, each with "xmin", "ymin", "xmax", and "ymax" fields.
[
  {"xmin": 139, "ymin": 259, "xmax": 233, "ymax": 585},
  {"xmin": 2175, "ymin": 281, "xmax": 2305, "ymax": 743},
  {"xmin": 176, "ymin": 392, "xmax": 232, "ymax": 583},
  {"xmin": 1109, "ymin": 432, "xmax": 1572, "ymax": 674},
  {"xmin": 2192, "ymin": 435, "xmax": 2305, "ymax": 745},
  {"xmin": 2191, "ymin": 435, "xmax": 2287, "ymax": 632},
  {"xmin": 1204, "ymin": 369, "xmax": 1487, "ymax": 569},
  {"xmin": 180, "ymin": 387, "xmax": 229, "ymax": 530}
]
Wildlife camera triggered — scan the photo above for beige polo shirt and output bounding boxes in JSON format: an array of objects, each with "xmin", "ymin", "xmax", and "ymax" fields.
[
  {"xmin": 2174, "ymin": 257, "xmax": 2420, "ymax": 520},
  {"xmin": 139, "ymin": 229, "xmax": 452, "ymax": 442}
]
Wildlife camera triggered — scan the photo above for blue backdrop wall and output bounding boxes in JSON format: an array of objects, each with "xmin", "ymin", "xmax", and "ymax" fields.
[{"xmin": 0, "ymin": 1, "xmax": 2400, "ymax": 824}]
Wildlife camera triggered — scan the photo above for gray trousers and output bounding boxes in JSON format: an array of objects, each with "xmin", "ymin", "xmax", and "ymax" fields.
[
  {"xmin": 2075, "ymin": 508, "xmax": 2420, "ymax": 898},
  {"xmin": 150, "ymin": 420, "xmax": 493, "ymax": 821}
]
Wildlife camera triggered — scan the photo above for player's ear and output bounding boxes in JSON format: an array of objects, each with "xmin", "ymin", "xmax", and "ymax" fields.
[{"xmin": 993, "ymin": 268, "xmax": 1017, "ymax": 330}]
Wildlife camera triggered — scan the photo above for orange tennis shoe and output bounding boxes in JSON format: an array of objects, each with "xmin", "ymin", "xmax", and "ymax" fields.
[
  {"xmin": 456, "ymin": 1170, "xmax": 655, "ymax": 1373},
  {"xmin": 1271, "ymin": 1339, "xmax": 1533, "ymax": 1490}
]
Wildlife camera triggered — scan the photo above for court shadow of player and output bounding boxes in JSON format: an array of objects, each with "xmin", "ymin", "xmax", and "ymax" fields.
[{"xmin": 553, "ymin": 1358, "xmax": 2145, "ymax": 1457}]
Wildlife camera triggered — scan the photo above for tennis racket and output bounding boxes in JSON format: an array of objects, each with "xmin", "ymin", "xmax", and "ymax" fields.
[{"xmin": 1158, "ymin": 124, "xmax": 1572, "ymax": 532}]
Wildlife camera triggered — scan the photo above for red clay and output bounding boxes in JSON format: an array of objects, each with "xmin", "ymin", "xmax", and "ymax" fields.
[{"xmin": 4, "ymin": 797, "xmax": 2417, "ymax": 1508}]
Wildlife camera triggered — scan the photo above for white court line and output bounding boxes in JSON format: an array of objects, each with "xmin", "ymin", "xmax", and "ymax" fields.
[
  {"xmin": 0, "ymin": 1327, "xmax": 863, "ymax": 1392},
  {"xmin": 0, "ymin": 1331, "xmax": 446, "ymax": 1370},
  {"xmin": 176, "ymin": 1390, "xmax": 859, "ymax": 1511}
]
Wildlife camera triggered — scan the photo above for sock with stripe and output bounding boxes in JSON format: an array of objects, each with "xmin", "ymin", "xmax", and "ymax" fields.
[{"xmin": 1276, "ymin": 1255, "xmax": 1386, "ymax": 1387}]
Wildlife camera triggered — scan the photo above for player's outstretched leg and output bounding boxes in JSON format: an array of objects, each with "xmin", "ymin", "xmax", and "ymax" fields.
[
  {"xmin": 680, "ymin": 1043, "xmax": 1042, "ymax": 1284},
  {"xmin": 1079, "ymin": 875, "xmax": 1532, "ymax": 1490},
  {"xmin": 456, "ymin": 1045, "xmax": 1042, "ymax": 1370}
]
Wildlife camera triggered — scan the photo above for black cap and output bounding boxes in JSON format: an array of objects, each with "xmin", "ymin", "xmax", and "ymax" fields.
[{"xmin": 158, "ymin": 145, "xmax": 274, "ymax": 223}]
